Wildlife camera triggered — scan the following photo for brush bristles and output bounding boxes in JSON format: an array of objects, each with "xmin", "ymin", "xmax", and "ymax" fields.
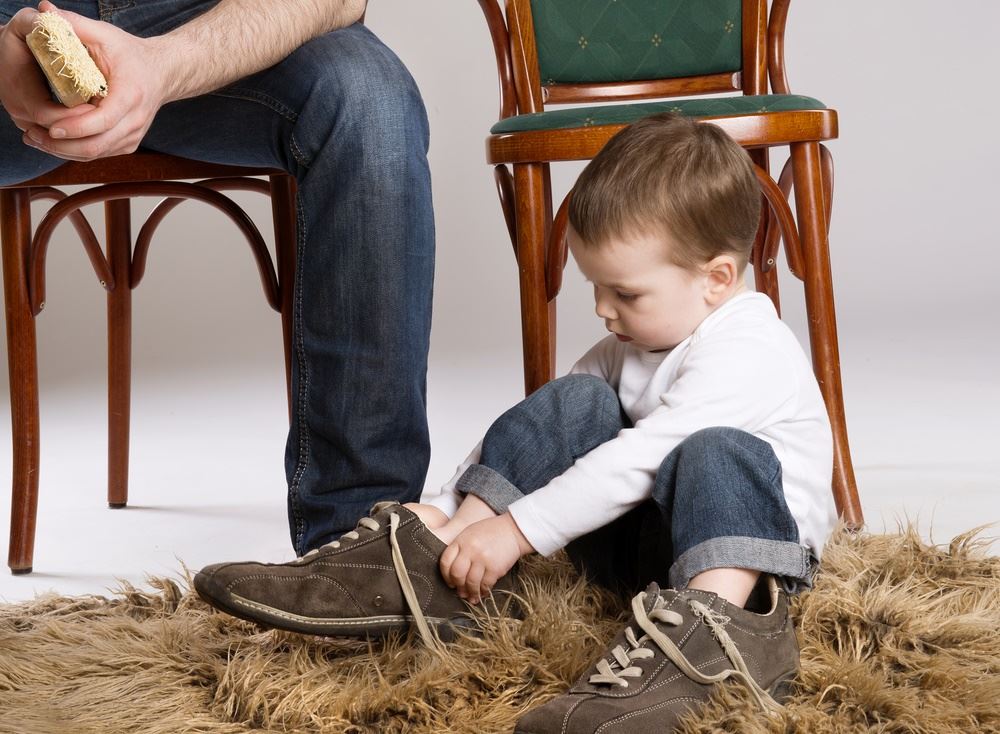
[{"xmin": 27, "ymin": 12, "xmax": 108, "ymax": 106}]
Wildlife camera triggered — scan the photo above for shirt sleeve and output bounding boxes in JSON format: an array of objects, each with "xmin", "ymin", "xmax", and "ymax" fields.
[
  {"xmin": 508, "ymin": 331, "xmax": 800, "ymax": 556},
  {"xmin": 568, "ymin": 336, "xmax": 618, "ymax": 382}
]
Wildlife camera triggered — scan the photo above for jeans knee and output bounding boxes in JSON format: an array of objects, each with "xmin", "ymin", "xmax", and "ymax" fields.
[
  {"xmin": 293, "ymin": 25, "xmax": 428, "ymax": 168},
  {"xmin": 662, "ymin": 427, "xmax": 781, "ymax": 485},
  {"xmin": 545, "ymin": 374, "xmax": 618, "ymax": 409},
  {"xmin": 684, "ymin": 426, "xmax": 746, "ymax": 453},
  {"xmin": 537, "ymin": 374, "xmax": 621, "ymax": 433}
]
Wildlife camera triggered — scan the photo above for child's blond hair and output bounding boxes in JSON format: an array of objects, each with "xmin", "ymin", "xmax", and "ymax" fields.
[{"xmin": 569, "ymin": 112, "xmax": 761, "ymax": 271}]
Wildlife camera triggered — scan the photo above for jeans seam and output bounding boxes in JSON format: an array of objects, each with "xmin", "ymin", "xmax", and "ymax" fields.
[
  {"xmin": 289, "ymin": 134, "xmax": 311, "ymax": 169},
  {"xmin": 98, "ymin": 0, "xmax": 134, "ymax": 21},
  {"xmin": 288, "ymin": 194, "xmax": 311, "ymax": 553},
  {"xmin": 209, "ymin": 87, "xmax": 299, "ymax": 124}
]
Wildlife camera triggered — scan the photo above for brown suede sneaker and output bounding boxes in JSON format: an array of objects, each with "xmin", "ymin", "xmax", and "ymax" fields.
[
  {"xmin": 193, "ymin": 502, "xmax": 517, "ymax": 644},
  {"xmin": 515, "ymin": 578, "xmax": 798, "ymax": 733}
]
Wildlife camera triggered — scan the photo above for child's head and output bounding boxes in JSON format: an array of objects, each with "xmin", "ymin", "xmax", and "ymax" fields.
[{"xmin": 568, "ymin": 112, "xmax": 761, "ymax": 351}]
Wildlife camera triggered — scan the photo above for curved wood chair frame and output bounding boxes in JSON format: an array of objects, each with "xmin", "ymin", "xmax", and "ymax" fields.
[
  {"xmin": 1, "ymin": 152, "xmax": 298, "ymax": 573},
  {"xmin": 477, "ymin": 0, "xmax": 862, "ymax": 528}
]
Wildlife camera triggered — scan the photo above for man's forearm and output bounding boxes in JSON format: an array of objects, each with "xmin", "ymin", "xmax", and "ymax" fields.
[{"xmin": 153, "ymin": 0, "xmax": 366, "ymax": 103}]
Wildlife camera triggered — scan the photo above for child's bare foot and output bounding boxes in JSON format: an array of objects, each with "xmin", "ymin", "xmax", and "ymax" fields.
[
  {"xmin": 403, "ymin": 502, "xmax": 449, "ymax": 530},
  {"xmin": 424, "ymin": 494, "xmax": 498, "ymax": 545}
]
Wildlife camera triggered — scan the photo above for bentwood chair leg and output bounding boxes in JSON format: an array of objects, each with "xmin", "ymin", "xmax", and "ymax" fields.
[
  {"xmin": 789, "ymin": 141, "xmax": 863, "ymax": 528},
  {"xmin": 513, "ymin": 162, "xmax": 555, "ymax": 395},
  {"xmin": 748, "ymin": 150, "xmax": 781, "ymax": 312},
  {"xmin": 2, "ymin": 189, "xmax": 41, "ymax": 574},
  {"xmin": 269, "ymin": 174, "xmax": 297, "ymax": 423},
  {"xmin": 541, "ymin": 166, "xmax": 558, "ymax": 373},
  {"xmin": 106, "ymin": 199, "xmax": 132, "ymax": 509}
]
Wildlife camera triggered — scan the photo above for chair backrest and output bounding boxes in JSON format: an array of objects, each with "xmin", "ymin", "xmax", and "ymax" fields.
[{"xmin": 497, "ymin": 0, "xmax": 772, "ymax": 114}]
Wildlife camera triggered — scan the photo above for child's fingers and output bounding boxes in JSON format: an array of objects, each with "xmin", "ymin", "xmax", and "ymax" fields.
[
  {"xmin": 439, "ymin": 543, "xmax": 459, "ymax": 587},
  {"xmin": 448, "ymin": 554, "xmax": 472, "ymax": 598},
  {"xmin": 479, "ymin": 571, "xmax": 499, "ymax": 600},
  {"xmin": 465, "ymin": 564, "xmax": 486, "ymax": 604}
]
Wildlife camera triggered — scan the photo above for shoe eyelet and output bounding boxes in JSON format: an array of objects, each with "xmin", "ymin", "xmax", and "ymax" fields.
[{"xmin": 373, "ymin": 594, "xmax": 385, "ymax": 608}]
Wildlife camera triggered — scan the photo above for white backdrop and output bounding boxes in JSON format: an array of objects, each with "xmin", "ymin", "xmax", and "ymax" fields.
[{"xmin": 1, "ymin": 1, "xmax": 998, "ymax": 599}]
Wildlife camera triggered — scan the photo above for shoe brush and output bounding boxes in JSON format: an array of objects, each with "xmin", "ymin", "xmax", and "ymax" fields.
[{"xmin": 26, "ymin": 11, "xmax": 108, "ymax": 107}]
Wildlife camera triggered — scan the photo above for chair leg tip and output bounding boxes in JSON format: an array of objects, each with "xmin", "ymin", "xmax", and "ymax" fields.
[
  {"xmin": 108, "ymin": 502, "xmax": 127, "ymax": 509},
  {"xmin": 11, "ymin": 567, "xmax": 32, "ymax": 575}
]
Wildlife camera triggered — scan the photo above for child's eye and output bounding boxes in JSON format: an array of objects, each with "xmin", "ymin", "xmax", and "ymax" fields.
[{"xmin": 617, "ymin": 292, "xmax": 638, "ymax": 301}]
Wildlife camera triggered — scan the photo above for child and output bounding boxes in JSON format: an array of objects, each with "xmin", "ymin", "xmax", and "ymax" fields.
[{"xmin": 195, "ymin": 112, "xmax": 837, "ymax": 732}]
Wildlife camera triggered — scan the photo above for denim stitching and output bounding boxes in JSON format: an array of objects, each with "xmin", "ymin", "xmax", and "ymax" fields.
[
  {"xmin": 209, "ymin": 87, "xmax": 298, "ymax": 124},
  {"xmin": 97, "ymin": 0, "xmax": 134, "ymax": 22},
  {"xmin": 288, "ymin": 195, "xmax": 311, "ymax": 552},
  {"xmin": 288, "ymin": 134, "xmax": 310, "ymax": 168}
]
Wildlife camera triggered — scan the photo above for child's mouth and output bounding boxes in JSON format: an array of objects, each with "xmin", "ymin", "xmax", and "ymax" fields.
[{"xmin": 615, "ymin": 334, "xmax": 633, "ymax": 342}]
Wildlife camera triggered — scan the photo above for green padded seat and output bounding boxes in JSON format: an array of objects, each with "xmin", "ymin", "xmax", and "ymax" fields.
[{"xmin": 490, "ymin": 94, "xmax": 826, "ymax": 134}]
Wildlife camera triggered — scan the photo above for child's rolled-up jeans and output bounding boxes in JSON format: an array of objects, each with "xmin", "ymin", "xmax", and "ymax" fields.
[{"xmin": 454, "ymin": 374, "xmax": 816, "ymax": 596}]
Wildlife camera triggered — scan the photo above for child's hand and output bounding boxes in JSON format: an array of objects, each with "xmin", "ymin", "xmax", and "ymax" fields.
[{"xmin": 439, "ymin": 513, "xmax": 534, "ymax": 604}]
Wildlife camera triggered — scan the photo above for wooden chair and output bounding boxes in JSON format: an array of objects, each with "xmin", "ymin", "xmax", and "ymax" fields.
[
  {"xmin": 476, "ymin": 0, "xmax": 863, "ymax": 527},
  {"xmin": 1, "ymin": 152, "xmax": 297, "ymax": 573}
]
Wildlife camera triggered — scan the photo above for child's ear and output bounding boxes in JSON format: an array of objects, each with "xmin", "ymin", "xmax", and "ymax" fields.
[{"xmin": 702, "ymin": 255, "xmax": 740, "ymax": 304}]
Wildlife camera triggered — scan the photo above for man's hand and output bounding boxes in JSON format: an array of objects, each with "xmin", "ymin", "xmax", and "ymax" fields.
[
  {"xmin": 0, "ymin": 4, "xmax": 95, "ymax": 135},
  {"xmin": 439, "ymin": 513, "xmax": 535, "ymax": 605},
  {"xmin": 5, "ymin": 1, "xmax": 173, "ymax": 162}
]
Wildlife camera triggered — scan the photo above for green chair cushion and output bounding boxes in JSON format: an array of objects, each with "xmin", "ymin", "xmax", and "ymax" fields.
[
  {"xmin": 531, "ymin": 0, "xmax": 743, "ymax": 83},
  {"xmin": 490, "ymin": 94, "xmax": 826, "ymax": 134}
]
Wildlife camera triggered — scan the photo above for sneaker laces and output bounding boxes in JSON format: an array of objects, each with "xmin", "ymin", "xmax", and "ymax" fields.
[
  {"xmin": 588, "ymin": 590, "xmax": 782, "ymax": 714},
  {"xmin": 297, "ymin": 515, "xmax": 382, "ymax": 560},
  {"xmin": 387, "ymin": 510, "xmax": 440, "ymax": 650},
  {"xmin": 296, "ymin": 502, "xmax": 441, "ymax": 651}
]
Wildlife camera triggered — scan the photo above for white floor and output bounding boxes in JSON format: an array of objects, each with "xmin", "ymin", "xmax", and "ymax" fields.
[{"xmin": 1, "ymin": 326, "xmax": 998, "ymax": 604}]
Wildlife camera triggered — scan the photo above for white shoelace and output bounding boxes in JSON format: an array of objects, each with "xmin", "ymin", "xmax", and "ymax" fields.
[
  {"xmin": 296, "ymin": 503, "xmax": 441, "ymax": 651},
  {"xmin": 298, "ymin": 516, "xmax": 382, "ymax": 559},
  {"xmin": 589, "ymin": 591, "xmax": 782, "ymax": 714}
]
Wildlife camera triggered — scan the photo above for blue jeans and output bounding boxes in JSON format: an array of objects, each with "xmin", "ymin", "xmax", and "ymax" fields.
[
  {"xmin": 0, "ymin": 1, "xmax": 435, "ymax": 555},
  {"xmin": 455, "ymin": 375, "xmax": 815, "ymax": 594}
]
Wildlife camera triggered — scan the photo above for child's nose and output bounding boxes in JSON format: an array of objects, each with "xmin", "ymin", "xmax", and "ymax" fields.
[{"xmin": 595, "ymin": 297, "xmax": 616, "ymax": 321}]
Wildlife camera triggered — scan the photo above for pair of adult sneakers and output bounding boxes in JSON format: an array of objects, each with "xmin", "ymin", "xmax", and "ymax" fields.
[{"xmin": 194, "ymin": 502, "xmax": 799, "ymax": 733}]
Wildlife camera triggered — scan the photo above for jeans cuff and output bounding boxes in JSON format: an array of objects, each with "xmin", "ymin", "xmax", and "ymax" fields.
[
  {"xmin": 455, "ymin": 464, "xmax": 525, "ymax": 514},
  {"xmin": 669, "ymin": 536, "xmax": 817, "ymax": 595}
]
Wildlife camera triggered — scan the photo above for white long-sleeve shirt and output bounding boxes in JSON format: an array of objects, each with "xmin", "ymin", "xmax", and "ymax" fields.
[{"xmin": 423, "ymin": 292, "xmax": 837, "ymax": 561}]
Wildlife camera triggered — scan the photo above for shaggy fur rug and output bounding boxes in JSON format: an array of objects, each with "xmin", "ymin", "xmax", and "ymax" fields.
[{"xmin": 1, "ymin": 525, "xmax": 998, "ymax": 734}]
